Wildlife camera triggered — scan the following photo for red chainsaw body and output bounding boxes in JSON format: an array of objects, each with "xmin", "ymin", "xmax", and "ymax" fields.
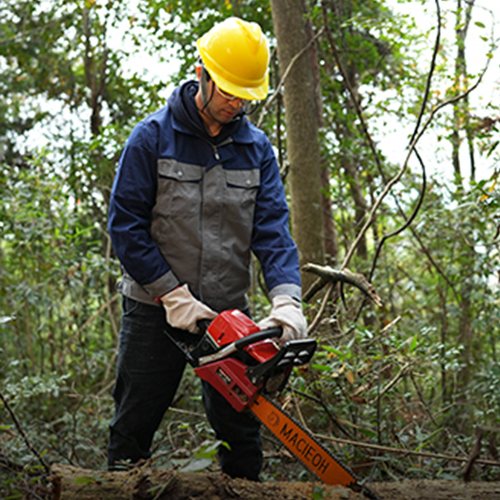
[
  {"xmin": 194, "ymin": 310, "xmax": 280, "ymax": 412},
  {"xmin": 195, "ymin": 357, "xmax": 258, "ymax": 412},
  {"xmin": 204, "ymin": 309, "xmax": 279, "ymax": 364}
]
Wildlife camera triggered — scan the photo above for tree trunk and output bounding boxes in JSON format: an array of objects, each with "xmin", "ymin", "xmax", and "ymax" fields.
[{"xmin": 270, "ymin": 0, "xmax": 326, "ymax": 290}]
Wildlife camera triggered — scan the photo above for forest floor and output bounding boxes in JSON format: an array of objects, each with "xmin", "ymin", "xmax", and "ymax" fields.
[{"xmin": 49, "ymin": 464, "xmax": 500, "ymax": 500}]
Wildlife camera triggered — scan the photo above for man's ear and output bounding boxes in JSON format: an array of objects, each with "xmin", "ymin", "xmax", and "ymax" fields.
[{"xmin": 195, "ymin": 65, "xmax": 202, "ymax": 81}]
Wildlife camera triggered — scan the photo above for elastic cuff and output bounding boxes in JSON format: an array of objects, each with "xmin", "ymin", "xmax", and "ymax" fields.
[
  {"xmin": 155, "ymin": 284, "xmax": 181, "ymax": 303},
  {"xmin": 143, "ymin": 270, "xmax": 180, "ymax": 299},
  {"xmin": 268, "ymin": 283, "xmax": 302, "ymax": 303}
]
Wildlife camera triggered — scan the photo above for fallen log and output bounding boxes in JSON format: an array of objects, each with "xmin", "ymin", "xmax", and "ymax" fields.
[
  {"xmin": 49, "ymin": 464, "xmax": 361, "ymax": 500},
  {"xmin": 49, "ymin": 464, "xmax": 500, "ymax": 500}
]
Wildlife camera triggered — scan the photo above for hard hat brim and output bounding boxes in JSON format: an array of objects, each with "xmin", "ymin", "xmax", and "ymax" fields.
[{"xmin": 208, "ymin": 67, "xmax": 269, "ymax": 102}]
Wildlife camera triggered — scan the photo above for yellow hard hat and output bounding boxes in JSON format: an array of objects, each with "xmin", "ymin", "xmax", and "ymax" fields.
[{"xmin": 196, "ymin": 17, "xmax": 270, "ymax": 101}]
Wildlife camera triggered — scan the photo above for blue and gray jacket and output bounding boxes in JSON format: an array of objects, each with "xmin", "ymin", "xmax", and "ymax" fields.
[{"xmin": 108, "ymin": 81, "xmax": 301, "ymax": 312}]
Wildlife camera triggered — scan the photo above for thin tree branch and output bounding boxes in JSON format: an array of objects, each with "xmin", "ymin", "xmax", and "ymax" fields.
[
  {"xmin": 320, "ymin": 0, "xmax": 384, "ymax": 179},
  {"xmin": 104, "ymin": 231, "xmax": 119, "ymax": 340},
  {"xmin": 0, "ymin": 392, "xmax": 50, "ymax": 475},
  {"xmin": 305, "ymin": 281, "xmax": 334, "ymax": 334},
  {"xmin": 369, "ymin": 361, "xmax": 413, "ymax": 406},
  {"xmin": 408, "ymin": 0, "xmax": 443, "ymax": 146},
  {"xmin": 320, "ymin": 0, "xmax": 437, "ymax": 285},
  {"xmin": 321, "ymin": 0, "xmax": 479, "ymax": 306},
  {"xmin": 292, "ymin": 388, "xmax": 355, "ymax": 439},
  {"xmin": 367, "ymin": 148, "xmax": 460, "ymax": 304},
  {"xmin": 63, "ymin": 292, "xmax": 120, "ymax": 367},
  {"xmin": 315, "ymin": 433, "xmax": 500, "ymax": 467},
  {"xmin": 341, "ymin": 66, "xmax": 488, "ymax": 271}
]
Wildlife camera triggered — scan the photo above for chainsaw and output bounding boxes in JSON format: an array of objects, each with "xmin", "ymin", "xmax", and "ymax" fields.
[{"xmin": 165, "ymin": 309, "xmax": 380, "ymax": 500}]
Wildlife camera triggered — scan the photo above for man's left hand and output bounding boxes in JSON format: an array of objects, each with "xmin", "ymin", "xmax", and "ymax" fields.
[
  {"xmin": 258, "ymin": 295, "xmax": 307, "ymax": 344},
  {"xmin": 160, "ymin": 284, "xmax": 217, "ymax": 333}
]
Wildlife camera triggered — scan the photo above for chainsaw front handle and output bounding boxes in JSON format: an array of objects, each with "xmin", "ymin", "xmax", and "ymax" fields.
[
  {"xmin": 197, "ymin": 326, "xmax": 282, "ymax": 366},
  {"xmin": 233, "ymin": 326, "xmax": 282, "ymax": 350}
]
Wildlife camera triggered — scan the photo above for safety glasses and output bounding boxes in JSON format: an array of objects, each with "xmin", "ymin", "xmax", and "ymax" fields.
[{"xmin": 214, "ymin": 84, "xmax": 248, "ymax": 104}]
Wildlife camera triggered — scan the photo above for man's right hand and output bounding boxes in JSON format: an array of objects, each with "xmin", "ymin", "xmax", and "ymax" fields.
[{"xmin": 159, "ymin": 284, "xmax": 217, "ymax": 333}]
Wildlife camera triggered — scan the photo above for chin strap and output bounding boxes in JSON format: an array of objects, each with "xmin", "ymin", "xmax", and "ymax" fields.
[
  {"xmin": 200, "ymin": 66, "xmax": 212, "ymax": 110},
  {"xmin": 199, "ymin": 66, "xmax": 221, "ymax": 125},
  {"xmin": 199, "ymin": 65, "xmax": 245, "ymax": 126}
]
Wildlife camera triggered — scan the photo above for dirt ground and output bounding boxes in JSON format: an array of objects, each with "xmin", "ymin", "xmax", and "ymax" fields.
[{"xmin": 49, "ymin": 464, "xmax": 500, "ymax": 500}]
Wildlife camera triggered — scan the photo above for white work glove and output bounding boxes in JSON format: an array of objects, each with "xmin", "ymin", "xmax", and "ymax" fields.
[
  {"xmin": 160, "ymin": 284, "xmax": 217, "ymax": 333},
  {"xmin": 258, "ymin": 295, "xmax": 308, "ymax": 345}
]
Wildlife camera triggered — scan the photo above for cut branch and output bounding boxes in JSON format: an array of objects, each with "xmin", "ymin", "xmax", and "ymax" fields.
[{"xmin": 302, "ymin": 263, "xmax": 383, "ymax": 307}]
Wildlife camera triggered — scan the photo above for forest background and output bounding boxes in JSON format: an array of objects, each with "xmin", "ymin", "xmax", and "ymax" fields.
[{"xmin": 1, "ymin": 0, "xmax": 500, "ymax": 497}]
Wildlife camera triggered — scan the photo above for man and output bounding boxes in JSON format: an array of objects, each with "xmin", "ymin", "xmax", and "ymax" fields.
[{"xmin": 107, "ymin": 17, "xmax": 307, "ymax": 480}]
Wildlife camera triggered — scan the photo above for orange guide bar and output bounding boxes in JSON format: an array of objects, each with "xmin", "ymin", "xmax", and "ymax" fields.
[{"xmin": 251, "ymin": 393, "xmax": 359, "ymax": 488}]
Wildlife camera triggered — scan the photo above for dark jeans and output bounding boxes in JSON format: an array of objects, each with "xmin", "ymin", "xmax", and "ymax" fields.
[{"xmin": 108, "ymin": 296, "xmax": 262, "ymax": 480}]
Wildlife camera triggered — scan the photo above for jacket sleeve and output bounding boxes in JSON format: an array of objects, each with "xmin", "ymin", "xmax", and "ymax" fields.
[
  {"xmin": 251, "ymin": 137, "xmax": 302, "ymax": 302},
  {"xmin": 107, "ymin": 120, "xmax": 180, "ymax": 298}
]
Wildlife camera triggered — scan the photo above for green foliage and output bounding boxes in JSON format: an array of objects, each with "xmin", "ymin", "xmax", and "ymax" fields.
[
  {"xmin": 1, "ymin": 0, "xmax": 500, "ymax": 495},
  {"xmin": 179, "ymin": 439, "xmax": 223, "ymax": 472},
  {"xmin": 290, "ymin": 174, "xmax": 500, "ymax": 481}
]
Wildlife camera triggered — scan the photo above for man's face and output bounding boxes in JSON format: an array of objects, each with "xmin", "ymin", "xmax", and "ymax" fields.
[
  {"xmin": 195, "ymin": 65, "xmax": 247, "ymax": 130},
  {"xmin": 205, "ymin": 79, "xmax": 246, "ymax": 123}
]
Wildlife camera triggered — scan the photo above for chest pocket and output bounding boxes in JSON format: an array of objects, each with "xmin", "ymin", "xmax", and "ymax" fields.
[
  {"xmin": 224, "ymin": 168, "xmax": 260, "ymax": 221},
  {"xmin": 225, "ymin": 169, "xmax": 260, "ymax": 189},
  {"xmin": 157, "ymin": 159, "xmax": 204, "ymax": 216}
]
